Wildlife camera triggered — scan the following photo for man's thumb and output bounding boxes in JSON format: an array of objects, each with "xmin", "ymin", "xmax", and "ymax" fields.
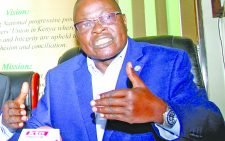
[
  {"xmin": 15, "ymin": 82, "xmax": 29, "ymax": 104},
  {"xmin": 126, "ymin": 62, "xmax": 145, "ymax": 88}
]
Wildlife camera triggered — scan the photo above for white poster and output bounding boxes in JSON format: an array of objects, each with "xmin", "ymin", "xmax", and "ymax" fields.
[{"xmin": 0, "ymin": 0, "xmax": 77, "ymax": 97}]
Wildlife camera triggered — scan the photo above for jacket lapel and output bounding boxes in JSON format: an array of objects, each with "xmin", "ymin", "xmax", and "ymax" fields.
[
  {"xmin": 116, "ymin": 37, "xmax": 147, "ymax": 89},
  {"xmin": 73, "ymin": 57, "xmax": 97, "ymax": 141}
]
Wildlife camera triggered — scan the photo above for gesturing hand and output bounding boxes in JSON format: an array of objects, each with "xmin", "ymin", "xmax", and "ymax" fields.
[
  {"xmin": 91, "ymin": 62, "xmax": 167, "ymax": 124},
  {"xmin": 2, "ymin": 82, "xmax": 29, "ymax": 129}
]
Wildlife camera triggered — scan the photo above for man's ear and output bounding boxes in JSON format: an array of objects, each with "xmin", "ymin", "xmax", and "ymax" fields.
[
  {"xmin": 74, "ymin": 36, "xmax": 81, "ymax": 47},
  {"xmin": 73, "ymin": 31, "xmax": 80, "ymax": 45},
  {"xmin": 73, "ymin": 31, "xmax": 80, "ymax": 46},
  {"xmin": 122, "ymin": 14, "xmax": 128, "ymax": 31},
  {"xmin": 122, "ymin": 14, "xmax": 127, "ymax": 26}
]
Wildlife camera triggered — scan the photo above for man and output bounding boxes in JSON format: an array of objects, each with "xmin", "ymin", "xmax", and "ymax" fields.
[{"xmin": 1, "ymin": 0, "xmax": 224, "ymax": 140}]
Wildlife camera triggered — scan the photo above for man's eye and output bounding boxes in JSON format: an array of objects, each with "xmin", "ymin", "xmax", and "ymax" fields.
[
  {"xmin": 104, "ymin": 14, "xmax": 112, "ymax": 20},
  {"xmin": 80, "ymin": 21, "xmax": 92, "ymax": 28}
]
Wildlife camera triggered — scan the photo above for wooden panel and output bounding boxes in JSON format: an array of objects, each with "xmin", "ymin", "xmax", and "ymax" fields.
[
  {"xmin": 155, "ymin": 0, "xmax": 168, "ymax": 35},
  {"xmin": 132, "ymin": 0, "xmax": 146, "ymax": 37},
  {"xmin": 118, "ymin": 0, "xmax": 134, "ymax": 37},
  {"xmin": 180, "ymin": 0, "xmax": 199, "ymax": 43},
  {"xmin": 211, "ymin": 0, "xmax": 224, "ymax": 17}
]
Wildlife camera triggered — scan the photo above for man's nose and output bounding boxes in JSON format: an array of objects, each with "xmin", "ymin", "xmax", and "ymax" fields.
[{"xmin": 92, "ymin": 20, "xmax": 106, "ymax": 33}]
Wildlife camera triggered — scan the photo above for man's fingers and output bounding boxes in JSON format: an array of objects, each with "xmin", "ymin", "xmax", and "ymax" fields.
[
  {"xmin": 15, "ymin": 82, "xmax": 29, "ymax": 104},
  {"xmin": 7, "ymin": 122, "xmax": 24, "ymax": 129},
  {"xmin": 91, "ymin": 97, "xmax": 127, "ymax": 107},
  {"xmin": 92, "ymin": 106, "xmax": 125, "ymax": 114},
  {"xmin": 7, "ymin": 115, "xmax": 27, "ymax": 124},
  {"xmin": 99, "ymin": 90, "xmax": 127, "ymax": 99},
  {"xmin": 8, "ymin": 109, "xmax": 26, "ymax": 116},
  {"xmin": 126, "ymin": 62, "xmax": 145, "ymax": 88},
  {"xmin": 7, "ymin": 101, "xmax": 25, "ymax": 109},
  {"xmin": 2, "ymin": 115, "xmax": 27, "ymax": 129}
]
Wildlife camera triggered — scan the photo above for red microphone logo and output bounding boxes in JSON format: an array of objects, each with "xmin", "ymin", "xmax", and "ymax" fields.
[{"xmin": 26, "ymin": 130, "xmax": 49, "ymax": 137}]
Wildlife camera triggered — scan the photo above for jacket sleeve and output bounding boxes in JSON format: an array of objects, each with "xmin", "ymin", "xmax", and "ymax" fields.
[{"xmin": 165, "ymin": 51, "xmax": 224, "ymax": 140}]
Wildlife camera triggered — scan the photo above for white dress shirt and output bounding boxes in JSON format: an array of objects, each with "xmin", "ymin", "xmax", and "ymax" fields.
[{"xmin": 87, "ymin": 42, "xmax": 128, "ymax": 141}]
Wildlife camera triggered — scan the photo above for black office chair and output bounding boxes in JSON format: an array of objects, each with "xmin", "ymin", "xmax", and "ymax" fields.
[
  {"xmin": 58, "ymin": 35, "xmax": 205, "ymax": 89},
  {"xmin": 0, "ymin": 71, "xmax": 40, "ymax": 117}
]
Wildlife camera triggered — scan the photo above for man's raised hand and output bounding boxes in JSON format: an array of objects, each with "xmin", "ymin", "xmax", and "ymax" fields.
[
  {"xmin": 91, "ymin": 62, "xmax": 167, "ymax": 124},
  {"xmin": 2, "ymin": 82, "xmax": 29, "ymax": 129}
]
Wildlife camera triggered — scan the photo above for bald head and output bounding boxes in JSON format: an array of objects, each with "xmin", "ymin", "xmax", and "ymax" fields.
[{"xmin": 73, "ymin": 0, "xmax": 121, "ymax": 22}]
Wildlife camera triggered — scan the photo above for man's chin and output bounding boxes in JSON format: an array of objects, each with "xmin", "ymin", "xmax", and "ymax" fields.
[{"xmin": 92, "ymin": 54, "xmax": 119, "ymax": 62}]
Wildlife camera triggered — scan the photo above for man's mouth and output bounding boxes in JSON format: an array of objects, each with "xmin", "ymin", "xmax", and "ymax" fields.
[{"xmin": 94, "ymin": 37, "xmax": 113, "ymax": 49}]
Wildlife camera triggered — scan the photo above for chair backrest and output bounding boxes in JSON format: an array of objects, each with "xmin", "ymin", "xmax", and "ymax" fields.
[
  {"xmin": 58, "ymin": 35, "xmax": 205, "ymax": 89},
  {"xmin": 1, "ymin": 71, "xmax": 40, "ymax": 117}
]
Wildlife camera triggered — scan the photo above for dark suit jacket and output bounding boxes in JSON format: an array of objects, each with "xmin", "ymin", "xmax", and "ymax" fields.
[
  {"xmin": 0, "ymin": 74, "xmax": 10, "ymax": 108},
  {"xmin": 11, "ymin": 37, "xmax": 224, "ymax": 141}
]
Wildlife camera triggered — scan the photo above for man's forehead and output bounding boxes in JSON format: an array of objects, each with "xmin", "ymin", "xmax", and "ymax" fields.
[
  {"xmin": 75, "ymin": 0, "xmax": 119, "ymax": 10},
  {"xmin": 76, "ymin": 0, "xmax": 117, "ymax": 4},
  {"xmin": 74, "ymin": 0, "xmax": 120, "ymax": 20}
]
